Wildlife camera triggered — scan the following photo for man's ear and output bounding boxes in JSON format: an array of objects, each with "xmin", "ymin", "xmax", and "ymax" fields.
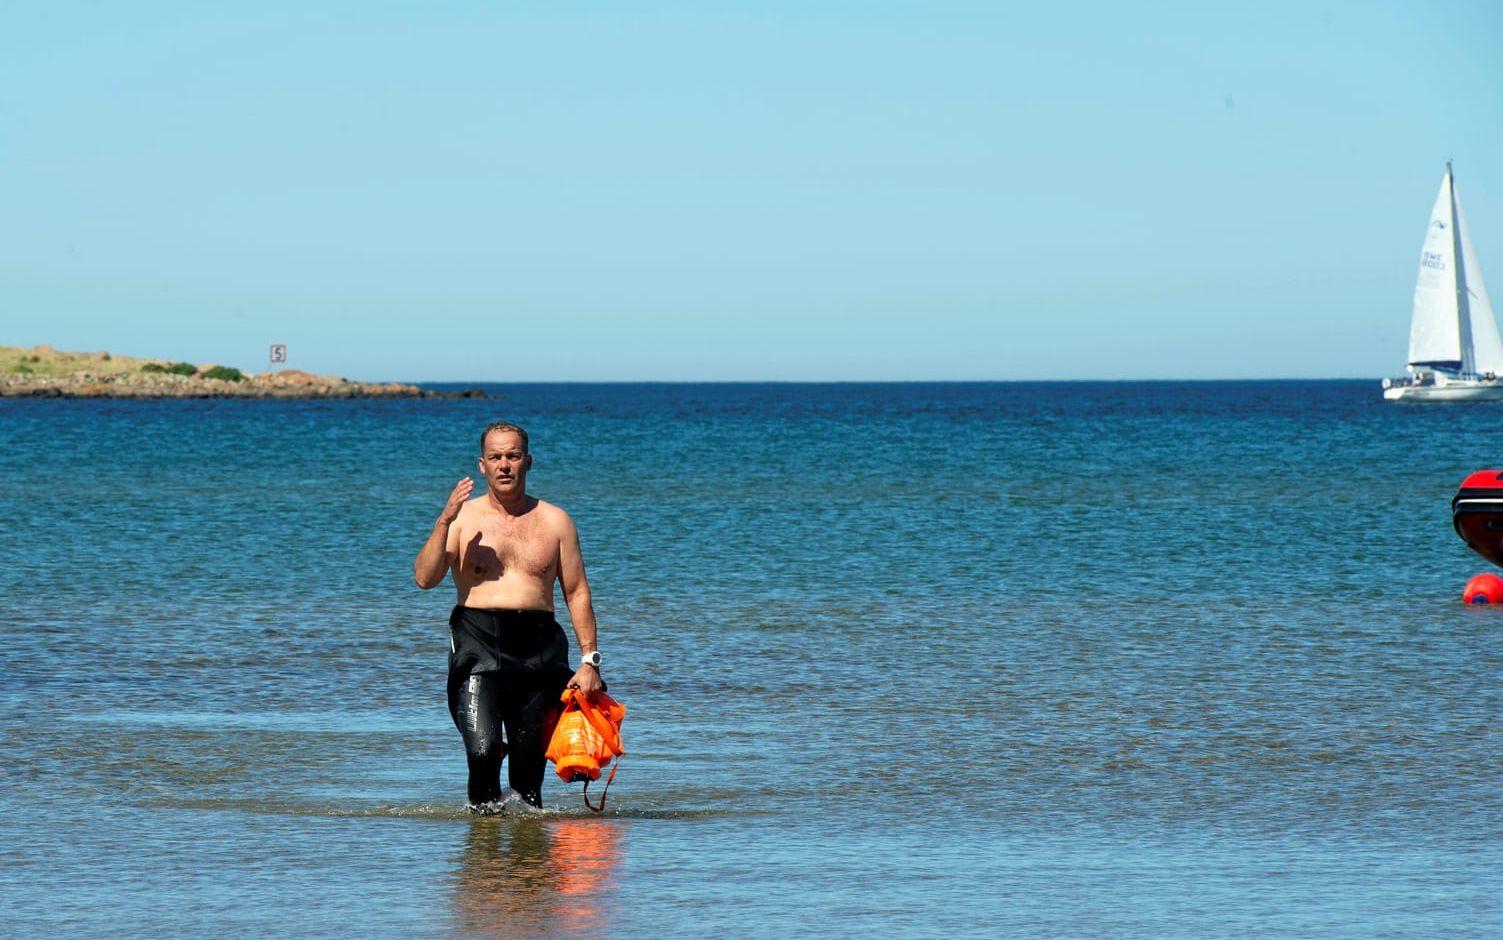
[
  {"xmin": 477, "ymin": 455, "xmax": 486, "ymax": 474},
  {"xmin": 524, "ymin": 454, "xmax": 535, "ymax": 471}
]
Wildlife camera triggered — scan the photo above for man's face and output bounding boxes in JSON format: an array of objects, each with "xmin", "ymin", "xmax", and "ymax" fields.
[{"xmin": 478, "ymin": 430, "xmax": 531, "ymax": 496}]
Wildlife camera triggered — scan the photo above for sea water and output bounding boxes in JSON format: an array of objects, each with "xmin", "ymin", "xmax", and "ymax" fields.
[{"xmin": 1, "ymin": 381, "xmax": 1500, "ymax": 937}]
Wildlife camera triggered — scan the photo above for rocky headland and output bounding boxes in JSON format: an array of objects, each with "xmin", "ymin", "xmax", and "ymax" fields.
[{"xmin": 0, "ymin": 345, "xmax": 479, "ymax": 399}]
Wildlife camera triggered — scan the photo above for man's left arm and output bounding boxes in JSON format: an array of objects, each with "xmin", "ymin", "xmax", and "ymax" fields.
[{"xmin": 558, "ymin": 511, "xmax": 603, "ymax": 697}]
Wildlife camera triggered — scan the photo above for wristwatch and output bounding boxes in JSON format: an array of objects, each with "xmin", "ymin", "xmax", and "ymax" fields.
[{"xmin": 580, "ymin": 650, "xmax": 603, "ymax": 669}]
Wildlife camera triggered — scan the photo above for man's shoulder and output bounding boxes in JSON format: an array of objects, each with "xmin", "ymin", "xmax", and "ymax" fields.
[
  {"xmin": 533, "ymin": 499, "xmax": 575, "ymax": 529},
  {"xmin": 454, "ymin": 495, "xmax": 490, "ymax": 521}
]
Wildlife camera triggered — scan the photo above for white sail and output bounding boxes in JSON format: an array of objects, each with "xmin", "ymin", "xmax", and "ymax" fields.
[
  {"xmin": 1408, "ymin": 173, "xmax": 1462, "ymax": 370},
  {"xmin": 1385, "ymin": 166, "xmax": 1503, "ymax": 400},
  {"xmin": 1456, "ymin": 189, "xmax": 1503, "ymax": 375}
]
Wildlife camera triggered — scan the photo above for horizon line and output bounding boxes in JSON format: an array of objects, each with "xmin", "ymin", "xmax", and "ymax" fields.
[{"xmin": 400, "ymin": 376, "xmax": 1390, "ymax": 385}]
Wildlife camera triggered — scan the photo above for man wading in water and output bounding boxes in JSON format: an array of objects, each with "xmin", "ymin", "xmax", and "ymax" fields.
[{"xmin": 414, "ymin": 422, "xmax": 604, "ymax": 812}]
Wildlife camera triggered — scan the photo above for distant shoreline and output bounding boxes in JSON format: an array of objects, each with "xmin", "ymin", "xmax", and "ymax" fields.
[
  {"xmin": 0, "ymin": 345, "xmax": 484, "ymax": 399},
  {"xmin": 2, "ymin": 347, "xmax": 1385, "ymax": 393}
]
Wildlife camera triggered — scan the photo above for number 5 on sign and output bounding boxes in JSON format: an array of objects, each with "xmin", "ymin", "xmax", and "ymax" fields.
[{"xmin": 270, "ymin": 344, "xmax": 287, "ymax": 365}]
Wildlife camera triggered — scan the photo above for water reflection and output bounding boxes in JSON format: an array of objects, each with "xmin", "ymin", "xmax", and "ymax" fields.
[{"xmin": 452, "ymin": 817, "xmax": 623, "ymax": 937}]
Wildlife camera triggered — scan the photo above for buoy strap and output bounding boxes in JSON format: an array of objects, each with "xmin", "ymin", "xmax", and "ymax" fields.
[{"xmin": 582, "ymin": 756, "xmax": 622, "ymax": 813}]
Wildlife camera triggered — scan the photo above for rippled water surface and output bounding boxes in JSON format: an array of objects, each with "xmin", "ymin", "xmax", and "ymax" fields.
[{"xmin": 2, "ymin": 382, "xmax": 1501, "ymax": 936}]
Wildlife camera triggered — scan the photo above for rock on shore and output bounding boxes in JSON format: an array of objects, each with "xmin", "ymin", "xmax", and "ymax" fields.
[{"xmin": 0, "ymin": 345, "xmax": 438, "ymax": 399}]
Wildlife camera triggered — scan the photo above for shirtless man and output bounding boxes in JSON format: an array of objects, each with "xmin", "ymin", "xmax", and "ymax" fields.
[{"xmin": 413, "ymin": 421, "xmax": 603, "ymax": 811}]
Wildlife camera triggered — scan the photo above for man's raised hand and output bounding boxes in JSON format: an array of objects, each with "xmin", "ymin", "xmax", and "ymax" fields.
[{"xmin": 438, "ymin": 477, "xmax": 473, "ymax": 525}]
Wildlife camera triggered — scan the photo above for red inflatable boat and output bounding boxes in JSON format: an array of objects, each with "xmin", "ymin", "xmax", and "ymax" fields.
[{"xmin": 1452, "ymin": 470, "xmax": 1503, "ymax": 567}]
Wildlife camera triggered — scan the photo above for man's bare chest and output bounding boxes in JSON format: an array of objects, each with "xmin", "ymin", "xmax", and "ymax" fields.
[{"xmin": 456, "ymin": 517, "xmax": 558, "ymax": 580}]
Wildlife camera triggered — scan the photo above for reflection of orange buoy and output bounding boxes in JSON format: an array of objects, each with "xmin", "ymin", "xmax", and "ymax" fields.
[
  {"xmin": 553, "ymin": 818, "xmax": 622, "ymax": 897},
  {"xmin": 1464, "ymin": 572, "xmax": 1503, "ymax": 605},
  {"xmin": 545, "ymin": 689, "xmax": 626, "ymax": 811},
  {"xmin": 551, "ymin": 817, "xmax": 624, "ymax": 933}
]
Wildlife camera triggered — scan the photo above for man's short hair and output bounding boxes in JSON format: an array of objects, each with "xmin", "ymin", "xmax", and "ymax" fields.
[{"xmin": 479, "ymin": 421, "xmax": 529, "ymax": 454}]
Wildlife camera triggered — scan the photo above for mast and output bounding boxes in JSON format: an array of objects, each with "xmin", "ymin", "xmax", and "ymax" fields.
[{"xmin": 1452, "ymin": 161, "xmax": 1476, "ymax": 376}]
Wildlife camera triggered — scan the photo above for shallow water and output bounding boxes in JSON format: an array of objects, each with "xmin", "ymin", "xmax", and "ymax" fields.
[{"xmin": 2, "ymin": 382, "xmax": 1501, "ymax": 936}]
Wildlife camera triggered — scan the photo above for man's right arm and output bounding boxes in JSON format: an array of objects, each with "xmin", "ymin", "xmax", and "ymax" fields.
[{"xmin": 414, "ymin": 477, "xmax": 472, "ymax": 589}]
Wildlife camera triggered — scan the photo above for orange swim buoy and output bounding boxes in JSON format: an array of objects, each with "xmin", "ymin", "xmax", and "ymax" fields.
[
  {"xmin": 1464, "ymin": 572, "xmax": 1503, "ymax": 605},
  {"xmin": 544, "ymin": 688, "xmax": 626, "ymax": 811}
]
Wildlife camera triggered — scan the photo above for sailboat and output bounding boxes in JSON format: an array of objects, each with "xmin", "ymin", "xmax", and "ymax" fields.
[{"xmin": 1383, "ymin": 163, "xmax": 1503, "ymax": 401}]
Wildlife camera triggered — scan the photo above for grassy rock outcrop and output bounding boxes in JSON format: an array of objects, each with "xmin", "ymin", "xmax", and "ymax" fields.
[{"xmin": 0, "ymin": 345, "xmax": 431, "ymax": 399}]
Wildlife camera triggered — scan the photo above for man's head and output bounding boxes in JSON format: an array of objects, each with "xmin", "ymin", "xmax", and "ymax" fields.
[
  {"xmin": 479, "ymin": 421, "xmax": 529, "ymax": 455},
  {"xmin": 477, "ymin": 421, "xmax": 532, "ymax": 500}
]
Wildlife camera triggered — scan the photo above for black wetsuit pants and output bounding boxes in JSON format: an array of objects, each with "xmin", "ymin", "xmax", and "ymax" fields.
[{"xmin": 446, "ymin": 606, "xmax": 573, "ymax": 808}]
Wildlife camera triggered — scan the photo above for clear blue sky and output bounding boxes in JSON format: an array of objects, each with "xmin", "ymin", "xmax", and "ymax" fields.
[{"xmin": 4, "ymin": 1, "xmax": 1501, "ymax": 381}]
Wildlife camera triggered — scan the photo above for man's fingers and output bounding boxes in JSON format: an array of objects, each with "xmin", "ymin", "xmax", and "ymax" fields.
[{"xmin": 438, "ymin": 478, "xmax": 472, "ymax": 523}]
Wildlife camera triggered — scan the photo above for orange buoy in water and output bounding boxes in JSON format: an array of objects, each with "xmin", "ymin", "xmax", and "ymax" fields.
[
  {"xmin": 1463, "ymin": 573, "xmax": 1503, "ymax": 605},
  {"xmin": 545, "ymin": 688, "xmax": 625, "ymax": 811}
]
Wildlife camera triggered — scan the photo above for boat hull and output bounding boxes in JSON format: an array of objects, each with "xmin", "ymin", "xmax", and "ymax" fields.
[
  {"xmin": 1453, "ymin": 470, "xmax": 1503, "ymax": 567},
  {"xmin": 1384, "ymin": 382, "xmax": 1503, "ymax": 402}
]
